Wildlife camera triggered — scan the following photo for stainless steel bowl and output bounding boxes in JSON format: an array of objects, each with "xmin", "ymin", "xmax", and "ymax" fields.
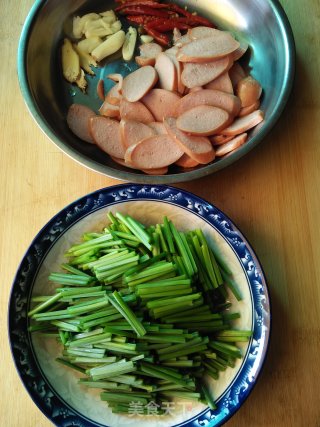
[{"xmin": 18, "ymin": 0, "xmax": 295, "ymax": 183}]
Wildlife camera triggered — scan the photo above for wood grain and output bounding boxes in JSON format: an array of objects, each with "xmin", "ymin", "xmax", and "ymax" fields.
[{"xmin": 1, "ymin": 0, "xmax": 320, "ymax": 426}]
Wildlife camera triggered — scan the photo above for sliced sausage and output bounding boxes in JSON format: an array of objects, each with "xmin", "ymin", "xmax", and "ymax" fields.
[
  {"xmin": 89, "ymin": 116, "xmax": 125, "ymax": 159},
  {"xmin": 176, "ymin": 105, "xmax": 231, "ymax": 136},
  {"xmin": 174, "ymin": 33, "xmax": 191, "ymax": 46},
  {"xmin": 99, "ymin": 99, "xmax": 120, "ymax": 119},
  {"xmin": 141, "ymin": 88, "xmax": 181, "ymax": 122},
  {"xmin": 67, "ymin": 104, "xmax": 96, "ymax": 144},
  {"xmin": 232, "ymin": 41, "xmax": 248, "ymax": 61},
  {"xmin": 119, "ymin": 120, "xmax": 155, "ymax": 149},
  {"xmin": 97, "ymin": 79, "xmax": 105, "ymax": 101},
  {"xmin": 135, "ymin": 42, "xmax": 163, "ymax": 67},
  {"xmin": 107, "ymin": 73, "xmax": 124, "ymax": 91},
  {"xmin": 165, "ymin": 47, "xmax": 185, "ymax": 94},
  {"xmin": 125, "ymin": 134, "xmax": 184, "ymax": 168},
  {"xmin": 106, "ymin": 83, "xmax": 122, "ymax": 105},
  {"xmin": 236, "ymin": 76, "xmax": 262, "ymax": 107},
  {"xmin": 210, "ymin": 134, "xmax": 234, "ymax": 146},
  {"xmin": 164, "ymin": 117, "xmax": 215, "ymax": 164},
  {"xmin": 140, "ymin": 42, "xmax": 163, "ymax": 58},
  {"xmin": 122, "ymin": 66, "xmax": 158, "ymax": 102},
  {"xmin": 135, "ymin": 56, "xmax": 156, "ymax": 67},
  {"xmin": 177, "ymin": 34, "xmax": 240, "ymax": 63},
  {"xmin": 220, "ymin": 110, "xmax": 264, "ymax": 136},
  {"xmin": 229, "ymin": 62, "xmax": 246, "ymax": 88},
  {"xmin": 155, "ymin": 52, "xmax": 177, "ymax": 91},
  {"xmin": 111, "ymin": 156, "xmax": 168, "ymax": 175},
  {"xmin": 119, "ymin": 99, "xmax": 154, "ymax": 123},
  {"xmin": 188, "ymin": 86, "xmax": 203, "ymax": 93},
  {"xmin": 175, "ymin": 153, "xmax": 200, "ymax": 168},
  {"xmin": 215, "ymin": 133, "xmax": 248, "ymax": 156},
  {"xmin": 148, "ymin": 122, "xmax": 167, "ymax": 135},
  {"xmin": 238, "ymin": 100, "xmax": 260, "ymax": 117},
  {"xmin": 142, "ymin": 167, "xmax": 168, "ymax": 175},
  {"xmin": 181, "ymin": 56, "xmax": 232, "ymax": 88},
  {"xmin": 204, "ymin": 72, "xmax": 234, "ymax": 94},
  {"xmin": 188, "ymin": 26, "xmax": 228, "ymax": 40},
  {"xmin": 174, "ymin": 89, "xmax": 241, "ymax": 117}
]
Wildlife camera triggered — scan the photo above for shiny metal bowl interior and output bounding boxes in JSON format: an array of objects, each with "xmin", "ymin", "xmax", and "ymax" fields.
[{"xmin": 18, "ymin": 0, "xmax": 295, "ymax": 183}]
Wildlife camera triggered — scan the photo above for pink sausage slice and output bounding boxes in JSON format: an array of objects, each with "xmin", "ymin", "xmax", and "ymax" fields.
[
  {"xmin": 174, "ymin": 89, "xmax": 241, "ymax": 117},
  {"xmin": 67, "ymin": 104, "xmax": 96, "ymax": 144},
  {"xmin": 175, "ymin": 153, "xmax": 200, "ymax": 168},
  {"xmin": 232, "ymin": 41, "xmax": 248, "ymax": 61},
  {"xmin": 165, "ymin": 46, "xmax": 185, "ymax": 94},
  {"xmin": 140, "ymin": 42, "xmax": 163, "ymax": 58},
  {"xmin": 97, "ymin": 80, "xmax": 105, "ymax": 101},
  {"xmin": 210, "ymin": 134, "xmax": 234, "ymax": 146},
  {"xmin": 215, "ymin": 133, "xmax": 248, "ymax": 157},
  {"xmin": 229, "ymin": 62, "xmax": 246, "ymax": 88},
  {"xmin": 141, "ymin": 89, "xmax": 181, "ymax": 122},
  {"xmin": 204, "ymin": 72, "xmax": 234, "ymax": 94},
  {"xmin": 176, "ymin": 105, "xmax": 231, "ymax": 136},
  {"xmin": 111, "ymin": 156, "xmax": 168, "ymax": 175},
  {"xmin": 188, "ymin": 86, "xmax": 203, "ymax": 93},
  {"xmin": 181, "ymin": 56, "xmax": 232, "ymax": 88},
  {"xmin": 89, "ymin": 116, "xmax": 125, "ymax": 159},
  {"xmin": 148, "ymin": 122, "xmax": 167, "ymax": 135},
  {"xmin": 106, "ymin": 83, "xmax": 122, "ymax": 106},
  {"xmin": 236, "ymin": 76, "xmax": 262, "ymax": 107},
  {"xmin": 122, "ymin": 66, "xmax": 158, "ymax": 102},
  {"xmin": 220, "ymin": 110, "xmax": 264, "ymax": 136},
  {"xmin": 142, "ymin": 167, "xmax": 168, "ymax": 175},
  {"xmin": 99, "ymin": 100, "xmax": 120, "ymax": 119},
  {"xmin": 177, "ymin": 34, "xmax": 240, "ymax": 63},
  {"xmin": 164, "ymin": 117, "xmax": 215, "ymax": 164},
  {"xmin": 188, "ymin": 26, "xmax": 228, "ymax": 40},
  {"xmin": 238, "ymin": 100, "xmax": 260, "ymax": 117},
  {"xmin": 155, "ymin": 52, "xmax": 177, "ymax": 91},
  {"xmin": 119, "ymin": 99, "xmax": 154, "ymax": 123},
  {"xmin": 125, "ymin": 134, "xmax": 184, "ymax": 168},
  {"xmin": 119, "ymin": 120, "xmax": 155, "ymax": 149}
]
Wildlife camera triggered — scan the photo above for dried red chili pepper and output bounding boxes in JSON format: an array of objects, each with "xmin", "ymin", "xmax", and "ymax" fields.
[
  {"xmin": 125, "ymin": 15, "xmax": 157, "ymax": 25},
  {"xmin": 146, "ymin": 17, "xmax": 192, "ymax": 32},
  {"xmin": 118, "ymin": 6, "xmax": 170, "ymax": 17},
  {"xmin": 115, "ymin": 1, "xmax": 169, "ymax": 12},
  {"xmin": 144, "ymin": 24, "xmax": 170, "ymax": 45},
  {"xmin": 165, "ymin": 3, "xmax": 214, "ymax": 27}
]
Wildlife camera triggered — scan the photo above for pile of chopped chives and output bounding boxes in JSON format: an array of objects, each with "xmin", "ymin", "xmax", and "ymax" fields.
[{"xmin": 28, "ymin": 212, "xmax": 252, "ymax": 415}]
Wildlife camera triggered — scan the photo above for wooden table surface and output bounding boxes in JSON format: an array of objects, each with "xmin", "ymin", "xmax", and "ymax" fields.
[{"xmin": 1, "ymin": 0, "xmax": 319, "ymax": 426}]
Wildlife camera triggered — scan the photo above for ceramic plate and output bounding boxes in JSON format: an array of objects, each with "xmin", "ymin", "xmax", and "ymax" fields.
[{"xmin": 9, "ymin": 184, "xmax": 270, "ymax": 426}]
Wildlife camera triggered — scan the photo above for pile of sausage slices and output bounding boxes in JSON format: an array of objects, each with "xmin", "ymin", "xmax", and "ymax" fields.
[{"xmin": 67, "ymin": 26, "xmax": 264, "ymax": 175}]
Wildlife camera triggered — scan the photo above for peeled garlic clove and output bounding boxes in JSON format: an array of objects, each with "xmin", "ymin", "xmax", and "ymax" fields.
[
  {"xmin": 73, "ymin": 44, "xmax": 97, "ymax": 75},
  {"xmin": 92, "ymin": 30, "xmax": 125, "ymax": 62},
  {"xmin": 84, "ymin": 18, "xmax": 113, "ymax": 38},
  {"xmin": 111, "ymin": 20, "xmax": 122, "ymax": 34},
  {"xmin": 73, "ymin": 13, "xmax": 100, "ymax": 38},
  {"xmin": 99, "ymin": 10, "xmax": 117, "ymax": 23},
  {"xmin": 140, "ymin": 35, "xmax": 154, "ymax": 44},
  {"xmin": 122, "ymin": 27, "xmax": 137, "ymax": 61},
  {"xmin": 77, "ymin": 36, "xmax": 102, "ymax": 54},
  {"xmin": 62, "ymin": 38, "xmax": 80, "ymax": 83},
  {"xmin": 72, "ymin": 16, "xmax": 82, "ymax": 39}
]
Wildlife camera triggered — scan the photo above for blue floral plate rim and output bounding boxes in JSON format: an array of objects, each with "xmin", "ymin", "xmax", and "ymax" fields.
[{"xmin": 8, "ymin": 184, "xmax": 271, "ymax": 427}]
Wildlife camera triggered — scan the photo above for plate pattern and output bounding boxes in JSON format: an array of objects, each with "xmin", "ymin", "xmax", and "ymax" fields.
[{"xmin": 8, "ymin": 184, "xmax": 270, "ymax": 427}]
